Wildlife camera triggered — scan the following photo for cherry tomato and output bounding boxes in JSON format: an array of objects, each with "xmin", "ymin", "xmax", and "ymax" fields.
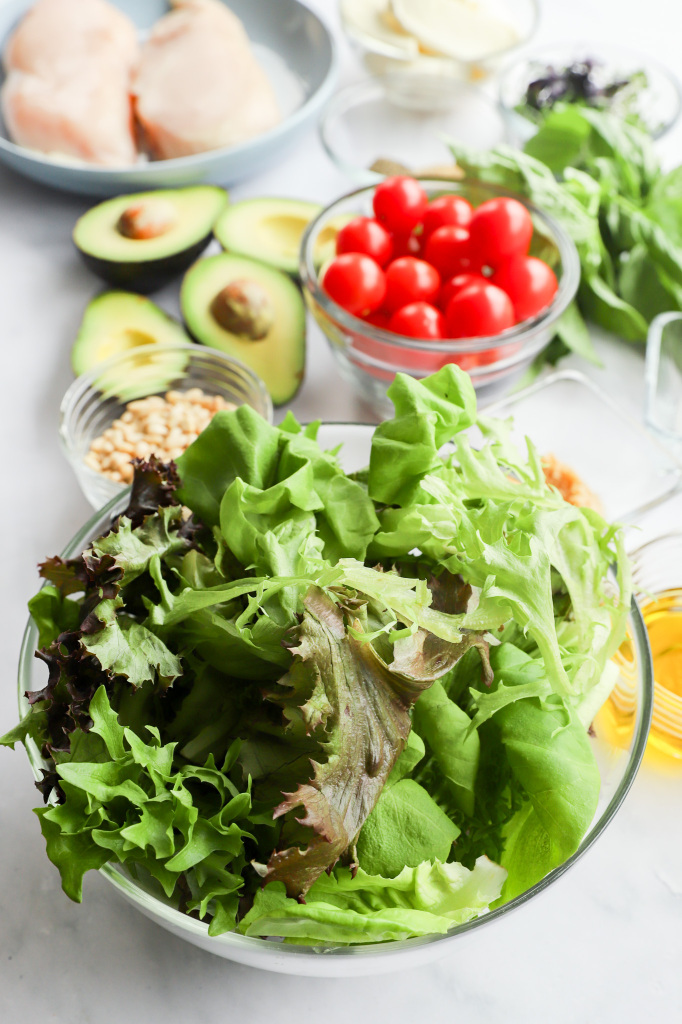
[
  {"xmin": 491, "ymin": 255, "xmax": 558, "ymax": 321},
  {"xmin": 439, "ymin": 272, "xmax": 487, "ymax": 311},
  {"xmin": 384, "ymin": 256, "xmax": 441, "ymax": 314},
  {"xmin": 468, "ymin": 197, "xmax": 533, "ymax": 267},
  {"xmin": 336, "ymin": 217, "xmax": 393, "ymax": 267},
  {"xmin": 323, "ymin": 253, "xmax": 386, "ymax": 316},
  {"xmin": 423, "ymin": 226, "xmax": 471, "ymax": 280},
  {"xmin": 391, "ymin": 231, "xmax": 422, "ymax": 258},
  {"xmin": 364, "ymin": 309, "xmax": 391, "ymax": 330},
  {"xmin": 388, "ymin": 301, "xmax": 445, "ymax": 339},
  {"xmin": 445, "ymin": 282, "xmax": 515, "ymax": 339},
  {"xmin": 422, "ymin": 195, "xmax": 473, "ymax": 239},
  {"xmin": 373, "ymin": 176, "xmax": 428, "ymax": 235}
]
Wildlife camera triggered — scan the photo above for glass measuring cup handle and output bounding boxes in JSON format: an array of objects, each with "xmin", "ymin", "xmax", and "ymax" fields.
[{"xmin": 645, "ymin": 311, "xmax": 682, "ymax": 449}]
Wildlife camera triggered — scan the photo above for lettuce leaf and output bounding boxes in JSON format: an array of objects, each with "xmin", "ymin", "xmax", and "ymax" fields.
[
  {"xmin": 259, "ymin": 587, "xmax": 435, "ymax": 896},
  {"xmin": 489, "ymin": 648, "xmax": 602, "ymax": 901},
  {"xmin": 368, "ymin": 366, "xmax": 476, "ymax": 507},
  {"xmin": 240, "ymin": 857, "xmax": 506, "ymax": 944},
  {"xmin": 6, "ymin": 368, "xmax": 631, "ymax": 943},
  {"xmin": 412, "ymin": 681, "xmax": 480, "ymax": 815},
  {"xmin": 34, "ymin": 687, "xmax": 252, "ymax": 932},
  {"xmin": 356, "ymin": 779, "xmax": 459, "ymax": 877}
]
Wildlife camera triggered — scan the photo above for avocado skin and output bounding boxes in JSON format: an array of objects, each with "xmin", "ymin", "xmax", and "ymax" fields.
[{"xmin": 76, "ymin": 232, "xmax": 214, "ymax": 295}]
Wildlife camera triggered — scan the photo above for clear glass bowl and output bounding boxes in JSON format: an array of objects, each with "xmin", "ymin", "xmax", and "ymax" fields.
[
  {"xmin": 16, "ymin": 421, "xmax": 652, "ymax": 976},
  {"xmin": 485, "ymin": 370, "xmax": 682, "ymax": 523},
  {"xmin": 320, "ymin": 74, "xmax": 508, "ymax": 185},
  {"xmin": 498, "ymin": 41, "xmax": 682, "ymax": 146},
  {"xmin": 340, "ymin": 0, "xmax": 539, "ymax": 84},
  {"xmin": 645, "ymin": 311, "xmax": 682, "ymax": 457},
  {"xmin": 59, "ymin": 343, "xmax": 273, "ymax": 510},
  {"xmin": 300, "ymin": 180, "xmax": 580, "ymax": 419},
  {"xmin": 626, "ymin": 532, "xmax": 682, "ymax": 764}
]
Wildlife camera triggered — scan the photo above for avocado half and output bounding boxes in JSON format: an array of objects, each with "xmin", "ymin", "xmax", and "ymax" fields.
[
  {"xmin": 72, "ymin": 290, "xmax": 189, "ymax": 372},
  {"xmin": 73, "ymin": 186, "xmax": 228, "ymax": 294},
  {"xmin": 213, "ymin": 197, "xmax": 350, "ymax": 278},
  {"xmin": 181, "ymin": 254, "xmax": 305, "ymax": 406}
]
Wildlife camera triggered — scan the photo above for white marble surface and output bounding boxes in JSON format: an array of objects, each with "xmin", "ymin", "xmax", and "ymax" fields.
[{"xmin": 1, "ymin": 0, "xmax": 682, "ymax": 1019}]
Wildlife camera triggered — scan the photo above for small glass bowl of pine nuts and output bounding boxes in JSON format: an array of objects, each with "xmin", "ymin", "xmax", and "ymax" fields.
[{"xmin": 60, "ymin": 343, "xmax": 273, "ymax": 509}]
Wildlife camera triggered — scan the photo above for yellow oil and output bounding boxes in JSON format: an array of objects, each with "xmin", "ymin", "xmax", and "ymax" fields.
[{"xmin": 596, "ymin": 589, "xmax": 682, "ymax": 769}]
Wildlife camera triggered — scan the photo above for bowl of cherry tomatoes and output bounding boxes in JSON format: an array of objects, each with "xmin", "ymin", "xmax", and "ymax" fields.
[{"xmin": 300, "ymin": 176, "xmax": 580, "ymax": 416}]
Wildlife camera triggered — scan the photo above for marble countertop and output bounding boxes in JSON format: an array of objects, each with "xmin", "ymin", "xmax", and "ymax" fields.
[{"xmin": 1, "ymin": 0, "xmax": 681, "ymax": 1019}]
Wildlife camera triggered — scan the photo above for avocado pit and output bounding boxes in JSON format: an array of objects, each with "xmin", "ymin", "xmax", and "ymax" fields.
[
  {"xmin": 116, "ymin": 198, "xmax": 178, "ymax": 240},
  {"xmin": 210, "ymin": 279, "xmax": 274, "ymax": 341}
]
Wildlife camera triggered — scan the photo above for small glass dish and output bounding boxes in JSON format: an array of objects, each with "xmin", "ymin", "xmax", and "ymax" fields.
[
  {"xmin": 498, "ymin": 41, "xmax": 682, "ymax": 146},
  {"xmin": 16, "ymin": 422, "xmax": 652, "ymax": 976},
  {"xmin": 484, "ymin": 370, "xmax": 682, "ymax": 523},
  {"xmin": 59, "ymin": 343, "xmax": 273, "ymax": 510},
  {"xmin": 645, "ymin": 311, "xmax": 682, "ymax": 456},
  {"xmin": 340, "ymin": 0, "xmax": 539, "ymax": 85},
  {"xmin": 320, "ymin": 74, "xmax": 508, "ymax": 185},
  {"xmin": 300, "ymin": 179, "xmax": 580, "ymax": 419},
  {"xmin": 603, "ymin": 532, "xmax": 682, "ymax": 766}
]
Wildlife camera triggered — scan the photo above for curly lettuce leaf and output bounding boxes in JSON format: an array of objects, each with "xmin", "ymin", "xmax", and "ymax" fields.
[
  {"xmin": 34, "ymin": 687, "xmax": 252, "ymax": 933},
  {"xmin": 241, "ymin": 857, "xmax": 506, "ymax": 944},
  {"xmin": 81, "ymin": 597, "xmax": 183, "ymax": 689},
  {"xmin": 372, "ymin": 442, "xmax": 629, "ymax": 703}
]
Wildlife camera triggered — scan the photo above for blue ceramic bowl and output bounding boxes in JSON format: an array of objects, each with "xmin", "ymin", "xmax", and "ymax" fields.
[{"xmin": 0, "ymin": 0, "xmax": 337, "ymax": 196}]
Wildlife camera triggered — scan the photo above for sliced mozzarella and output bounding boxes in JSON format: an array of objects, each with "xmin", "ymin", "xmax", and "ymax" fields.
[
  {"xmin": 341, "ymin": 0, "xmax": 420, "ymax": 58},
  {"xmin": 391, "ymin": 0, "xmax": 518, "ymax": 62}
]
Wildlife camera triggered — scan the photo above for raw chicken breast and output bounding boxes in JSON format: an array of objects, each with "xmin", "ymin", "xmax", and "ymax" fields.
[
  {"xmin": 1, "ymin": 0, "xmax": 138, "ymax": 166},
  {"xmin": 3, "ymin": 65, "xmax": 137, "ymax": 166},
  {"xmin": 3, "ymin": 0, "xmax": 138, "ymax": 77},
  {"xmin": 134, "ymin": 0, "xmax": 281, "ymax": 160}
]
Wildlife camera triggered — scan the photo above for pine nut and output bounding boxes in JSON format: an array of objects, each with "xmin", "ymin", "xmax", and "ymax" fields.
[{"xmin": 84, "ymin": 389, "xmax": 236, "ymax": 484}]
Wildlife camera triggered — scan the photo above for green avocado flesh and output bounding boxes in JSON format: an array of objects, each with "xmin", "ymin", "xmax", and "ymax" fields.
[
  {"xmin": 74, "ymin": 187, "xmax": 227, "ymax": 263},
  {"xmin": 181, "ymin": 254, "xmax": 305, "ymax": 405},
  {"xmin": 71, "ymin": 291, "xmax": 189, "ymax": 383},
  {"xmin": 73, "ymin": 187, "xmax": 228, "ymax": 293},
  {"xmin": 213, "ymin": 197, "xmax": 347, "ymax": 277}
]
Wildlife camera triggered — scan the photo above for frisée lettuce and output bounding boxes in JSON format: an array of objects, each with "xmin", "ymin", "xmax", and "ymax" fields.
[{"xmin": 2, "ymin": 365, "xmax": 631, "ymax": 945}]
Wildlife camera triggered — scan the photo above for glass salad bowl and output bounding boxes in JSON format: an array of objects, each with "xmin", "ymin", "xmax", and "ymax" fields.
[
  {"xmin": 16, "ymin": 422, "xmax": 652, "ymax": 977},
  {"xmin": 300, "ymin": 181, "xmax": 580, "ymax": 419}
]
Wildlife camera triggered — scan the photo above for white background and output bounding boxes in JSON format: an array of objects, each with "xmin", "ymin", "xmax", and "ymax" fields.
[{"xmin": 1, "ymin": 0, "xmax": 681, "ymax": 1020}]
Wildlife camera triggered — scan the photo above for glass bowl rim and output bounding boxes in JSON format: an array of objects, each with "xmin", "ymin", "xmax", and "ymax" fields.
[
  {"xmin": 16, "ymin": 420, "xmax": 653, "ymax": 963},
  {"xmin": 299, "ymin": 178, "xmax": 580, "ymax": 354},
  {"xmin": 58, "ymin": 340, "xmax": 274, "ymax": 466},
  {"xmin": 497, "ymin": 39, "xmax": 682, "ymax": 141}
]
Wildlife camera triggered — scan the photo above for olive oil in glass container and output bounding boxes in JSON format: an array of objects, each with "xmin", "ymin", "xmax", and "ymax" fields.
[{"xmin": 598, "ymin": 533, "xmax": 682, "ymax": 766}]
